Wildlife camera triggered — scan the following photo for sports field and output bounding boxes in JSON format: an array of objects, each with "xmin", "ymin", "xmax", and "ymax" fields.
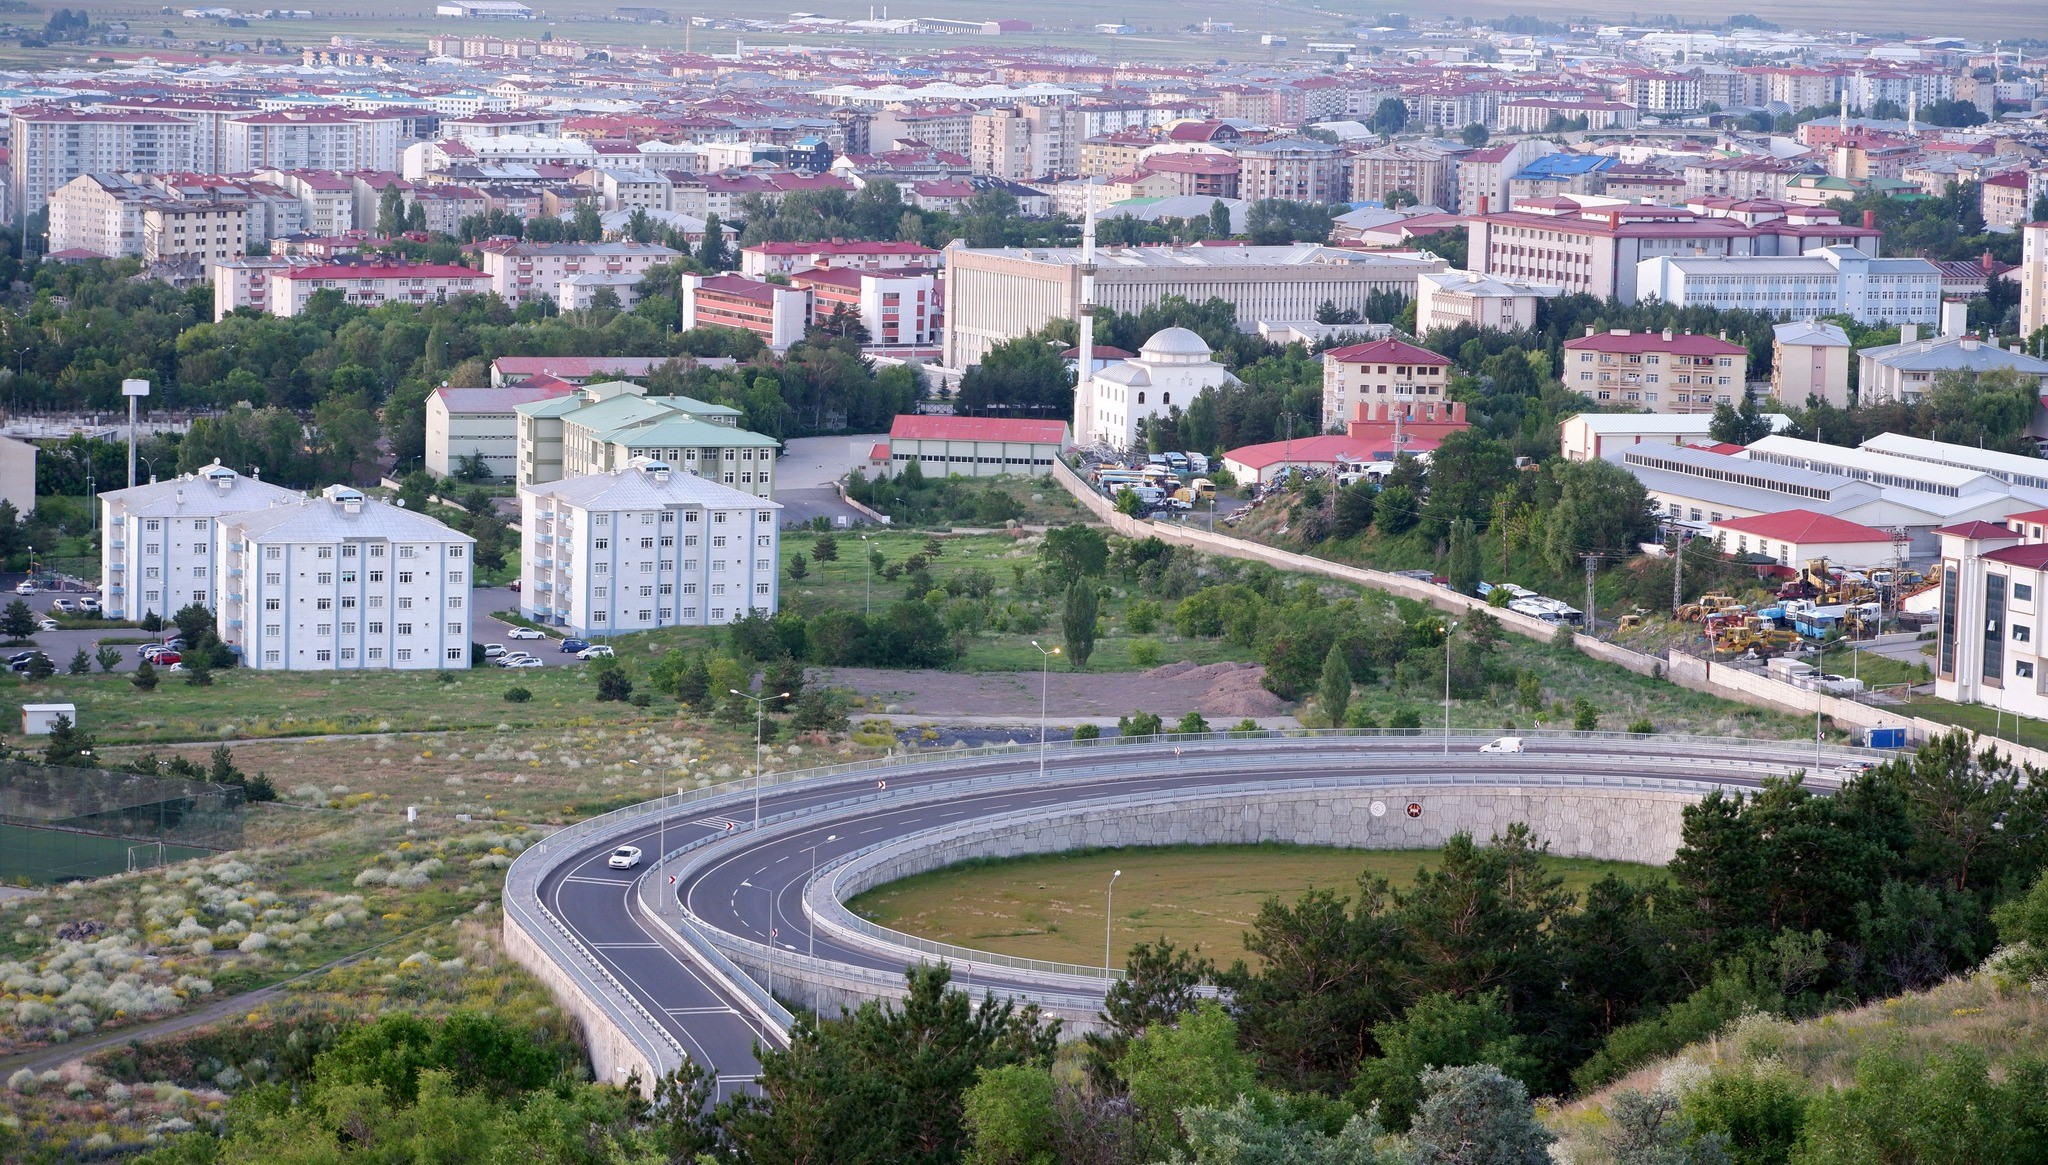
[
  {"xmin": 0, "ymin": 823, "xmax": 215, "ymax": 883},
  {"xmin": 847, "ymin": 842, "xmax": 1660, "ymax": 969}
]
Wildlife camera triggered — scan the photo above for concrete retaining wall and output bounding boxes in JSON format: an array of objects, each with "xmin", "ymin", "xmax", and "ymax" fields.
[{"xmin": 502, "ymin": 911, "xmax": 660, "ymax": 1091}]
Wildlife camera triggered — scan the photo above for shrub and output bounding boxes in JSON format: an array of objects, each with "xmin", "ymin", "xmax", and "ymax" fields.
[
  {"xmin": 1127, "ymin": 639, "xmax": 1162, "ymax": 668},
  {"xmin": 132, "ymin": 658, "xmax": 159, "ymax": 690},
  {"xmin": 787, "ymin": 552, "xmax": 808, "ymax": 580},
  {"xmin": 1628, "ymin": 716, "xmax": 1655, "ymax": 735},
  {"xmin": 1118, "ymin": 710, "xmax": 1163, "ymax": 738},
  {"xmin": 595, "ymin": 667, "xmax": 633, "ymax": 703},
  {"xmin": 1573, "ymin": 697, "xmax": 1599, "ymax": 732},
  {"xmin": 503, "ymin": 686, "xmax": 532, "ymax": 703},
  {"xmin": 1072, "ymin": 724, "xmax": 1102, "ymax": 741},
  {"xmin": 1176, "ymin": 712, "xmax": 1209, "ymax": 734},
  {"xmin": 1125, "ymin": 599, "xmax": 1162, "ymax": 634},
  {"xmin": 629, "ymin": 691, "xmax": 653, "ymax": 707}
]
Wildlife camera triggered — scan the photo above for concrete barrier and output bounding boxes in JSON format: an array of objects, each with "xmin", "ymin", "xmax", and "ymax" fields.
[{"xmin": 502, "ymin": 908, "xmax": 662, "ymax": 1092}]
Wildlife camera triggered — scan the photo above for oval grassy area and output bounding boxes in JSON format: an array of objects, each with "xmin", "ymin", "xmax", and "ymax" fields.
[{"xmin": 846, "ymin": 842, "xmax": 1663, "ymax": 969}]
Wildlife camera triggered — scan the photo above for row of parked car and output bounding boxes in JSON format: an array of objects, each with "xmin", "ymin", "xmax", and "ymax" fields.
[{"xmin": 481, "ymin": 636, "xmax": 615, "ymax": 668}]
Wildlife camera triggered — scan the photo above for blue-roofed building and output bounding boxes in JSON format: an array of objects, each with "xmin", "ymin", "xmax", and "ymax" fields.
[{"xmin": 1508, "ymin": 152, "xmax": 1616, "ymax": 200}]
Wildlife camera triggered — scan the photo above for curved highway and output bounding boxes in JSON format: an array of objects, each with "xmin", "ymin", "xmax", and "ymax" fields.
[{"xmin": 518, "ymin": 732, "xmax": 1872, "ymax": 1095}]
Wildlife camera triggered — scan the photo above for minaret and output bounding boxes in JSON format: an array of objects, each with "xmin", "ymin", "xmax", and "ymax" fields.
[
  {"xmin": 1907, "ymin": 87, "xmax": 1918, "ymax": 135},
  {"xmin": 1074, "ymin": 183, "xmax": 1098, "ymax": 447}
]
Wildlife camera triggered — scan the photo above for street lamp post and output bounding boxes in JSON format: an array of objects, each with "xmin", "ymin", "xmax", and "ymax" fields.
[
  {"xmin": 1031, "ymin": 640, "xmax": 1061, "ymax": 780},
  {"xmin": 1104, "ymin": 869, "xmax": 1121, "ymax": 981},
  {"xmin": 861, "ymin": 533, "xmax": 872, "ymax": 615},
  {"xmin": 805, "ymin": 833, "xmax": 839, "ymax": 956},
  {"xmin": 1442, "ymin": 620, "xmax": 1458, "ymax": 756},
  {"xmin": 732, "ymin": 688, "xmax": 790, "ymax": 829}
]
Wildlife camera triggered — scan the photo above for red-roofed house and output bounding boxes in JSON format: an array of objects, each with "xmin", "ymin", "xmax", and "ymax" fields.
[
  {"xmin": 1563, "ymin": 327, "xmax": 1749, "ymax": 415},
  {"xmin": 1708, "ymin": 509, "xmax": 1898, "ymax": 569},
  {"xmin": 879, "ymin": 415, "xmax": 1070, "ymax": 479},
  {"xmin": 1320, "ymin": 338, "xmax": 1453, "ymax": 431},
  {"xmin": 681, "ymin": 273, "xmax": 811, "ymax": 351},
  {"xmin": 266, "ymin": 261, "xmax": 488, "ymax": 317}
]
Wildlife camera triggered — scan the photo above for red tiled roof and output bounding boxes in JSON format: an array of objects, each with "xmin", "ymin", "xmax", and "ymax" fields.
[
  {"xmin": 1711, "ymin": 509, "xmax": 1893, "ymax": 543},
  {"xmin": 1323, "ymin": 338, "xmax": 1452, "ymax": 365},
  {"xmin": 743, "ymin": 240, "xmax": 937, "ymax": 256},
  {"xmin": 1564, "ymin": 331, "xmax": 1746, "ymax": 356},
  {"xmin": 1935, "ymin": 520, "xmax": 2022, "ymax": 539},
  {"xmin": 696, "ymin": 274, "xmax": 784, "ymax": 302},
  {"xmin": 281, "ymin": 263, "xmax": 481, "ymax": 281},
  {"xmin": 2003, "ymin": 508, "xmax": 2048, "ymax": 526},
  {"xmin": 1987, "ymin": 544, "xmax": 2048, "ymax": 569},
  {"xmin": 1225, "ymin": 433, "xmax": 1429, "ymax": 470},
  {"xmin": 888, "ymin": 415, "xmax": 1069, "ymax": 444},
  {"xmin": 433, "ymin": 385, "xmax": 574, "ymax": 412}
]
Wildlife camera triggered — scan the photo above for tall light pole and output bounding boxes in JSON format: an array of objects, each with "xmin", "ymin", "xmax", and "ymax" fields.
[
  {"xmin": 1031, "ymin": 640, "xmax": 1061, "ymax": 779},
  {"xmin": 1103, "ymin": 869, "xmax": 1122, "ymax": 980},
  {"xmin": 861, "ymin": 532, "xmax": 872, "ymax": 615},
  {"xmin": 1441, "ymin": 620, "xmax": 1458, "ymax": 755},
  {"xmin": 805, "ymin": 833, "xmax": 838, "ymax": 956},
  {"xmin": 733, "ymin": 688, "xmax": 790, "ymax": 829},
  {"xmin": 121, "ymin": 379, "xmax": 149, "ymax": 489}
]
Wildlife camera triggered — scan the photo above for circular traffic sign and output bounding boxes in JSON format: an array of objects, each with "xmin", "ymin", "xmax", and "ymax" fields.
[
  {"xmin": 1370, "ymin": 800, "xmax": 1386, "ymax": 818},
  {"xmin": 1406, "ymin": 802, "xmax": 1422, "ymax": 818}
]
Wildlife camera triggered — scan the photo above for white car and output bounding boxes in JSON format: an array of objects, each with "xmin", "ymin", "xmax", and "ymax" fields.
[
  {"xmin": 1478, "ymin": 737, "xmax": 1525, "ymax": 754},
  {"xmin": 49, "ymin": 599, "xmax": 73, "ymax": 613},
  {"xmin": 76, "ymin": 597, "xmax": 100, "ymax": 613},
  {"xmin": 36, "ymin": 618, "xmax": 58, "ymax": 633},
  {"xmin": 577, "ymin": 645, "xmax": 615, "ymax": 660},
  {"xmin": 13, "ymin": 581, "xmax": 34, "ymax": 595},
  {"xmin": 483, "ymin": 644, "xmax": 507, "ymax": 658},
  {"xmin": 506, "ymin": 627, "xmax": 545, "ymax": 640},
  {"xmin": 503, "ymin": 658, "xmax": 543, "ymax": 669},
  {"xmin": 606, "ymin": 845, "xmax": 642, "ymax": 869}
]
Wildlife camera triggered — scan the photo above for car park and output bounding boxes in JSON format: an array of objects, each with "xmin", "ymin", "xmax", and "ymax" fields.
[
  {"xmin": 560, "ymin": 638, "xmax": 590, "ymax": 653},
  {"xmin": 497, "ymin": 651, "xmax": 535, "ymax": 665},
  {"xmin": 606, "ymin": 845, "xmax": 642, "ymax": 869},
  {"xmin": 145, "ymin": 651, "xmax": 181, "ymax": 666},
  {"xmin": 7, "ymin": 650, "xmax": 41, "ymax": 667},
  {"xmin": 483, "ymin": 644, "xmax": 507, "ymax": 658},
  {"xmin": 506, "ymin": 627, "xmax": 544, "ymax": 640},
  {"xmin": 577, "ymin": 645, "xmax": 614, "ymax": 660}
]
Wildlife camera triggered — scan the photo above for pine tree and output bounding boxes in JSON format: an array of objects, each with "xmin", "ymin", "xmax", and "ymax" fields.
[
  {"xmin": 677, "ymin": 655, "xmax": 711, "ymax": 708},
  {"xmin": 1319, "ymin": 643, "xmax": 1352, "ymax": 726},
  {"xmin": 0, "ymin": 598, "xmax": 36, "ymax": 639},
  {"xmin": 1062, "ymin": 580, "xmax": 1098, "ymax": 669},
  {"xmin": 132, "ymin": 657, "xmax": 159, "ymax": 691}
]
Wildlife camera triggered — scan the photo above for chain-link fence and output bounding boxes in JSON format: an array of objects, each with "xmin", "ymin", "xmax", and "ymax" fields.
[{"xmin": 0, "ymin": 760, "xmax": 245, "ymax": 883}]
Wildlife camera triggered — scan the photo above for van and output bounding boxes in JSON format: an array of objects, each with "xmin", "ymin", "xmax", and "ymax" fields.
[
  {"xmin": 1164, "ymin": 452, "xmax": 1189, "ymax": 470},
  {"xmin": 1478, "ymin": 737, "xmax": 1524, "ymax": 754},
  {"xmin": 1188, "ymin": 452, "xmax": 1210, "ymax": 474}
]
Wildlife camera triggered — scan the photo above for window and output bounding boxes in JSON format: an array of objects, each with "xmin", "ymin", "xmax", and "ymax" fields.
[
  {"xmin": 341, "ymin": 622, "xmax": 356, "ymax": 635},
  {"xmin": 265, "ymin": 572, "xmax": 280, "ymax": 585},
  {"xmin": 683, "ymin": 607, "xmax": 697, "ymax": 619},
  {"xmin": 659, "ymin": 583, "xmax": 673, "ymax": 595},
  {"xmin": 595, "ymin": 538, "xmax": 609, "ymax": 550},
  {"xmin": 447, "ymin": 647, "xmax": 464, "ymax": 661},
  {"xmin": 192, "ymin": 542, "xmax": 207, "ymax": 555},
  {"xmin": 595, "ymin": 563, "xmax": 608, "ymax": 574},
  {"xmin": 370, "ymin": 545, "xmax": 385, "ymax": 558},
  {"xmin": 712, "ymin": 583, "xmax": 726, "ymax": 596},
  {"xmin": 341, "ymin": 570, "xmax": 356, "ymax": 583},
  {"xmin": 2015, "ymin": 625, "xmax": 2032, "ymax": 643},
  {"xmin": 397, "ymin": 649, "xmax": 412, "ymax": 662},
  {"xmin": 316, "ymin": 598, "xmax": 332, "ymax": 610},
  {"xmin": 448, "ymin": 572, "xmax": 463, "ymax": 583},
  {"xmin": 368, "ymin": 647, "xmax": 383, "ymax": 660},
  {"xmin": 340, "ymin": 648, "xmax": 355, "ymax": 661},
  {"xmin": 265, "ymin": 624, "xmax": 280, "ymax": 637},
  {"xmin": 682, "ymin": 582, "xmax": 697, "ymax": 595},
  {"xmin": 265, "ymin": 650, "xmax": 280, "ymax": 664},
  {"xmin": 369, "ymin": 621, "xmax": 384, "ymax": 634},
  {"xmin": 317, "ymin": 546, "xmax": 333, "ymax": 559},
  {"xmin": 640, "ymin": 537, "xmax": 655, "ymax": 549},
  {"xmin": 316, "ymin": 648, "xmax": 332, "ymax": 662},
  {"xmin": 397, "ymin": 622, "xmax": 413, "ymax": 636},
  {"xmin": 595, "ymin": 514, "xmax": 610, "ymax": 526},
  {"xmin": 447, "ymin": 622, "xmax": 462, "ymax": 636},
  {"xmin": 316, "ymin": 623, "xmax": 331, "ymax": 636},
  {"xmin": 448, "ymin": 546, "xmax": 464, "ymax": 559},
  {"xmin": 398, "ymin": 597, "xmax": 413, "ymax": 610},
  {"xmin": 146, "ymin": 520, "xmax": 161, "ymax": 532},
  {"xmin": 2020, "ymin": 660, "xmax": 2036, "ymax": 680},
  {"xmin": 756, "ymin": 582, "xmax": 770, "ymax": 595},
  {"xmin": 265, "ymin": 546, "xmax": 281, "ymax": 560},
  {"xmin": 2018, "ymin": 583, "xmax": 2036, "ymax": 603},
  {"xmin": 639, "ymin": 585, "xmax": 653, "ymax": 597},
  {"xmin": 342, "ymin": 545, "xmax": 357, "ymax": 558},
  {"xmin": 399, "ymin": 546, "xmax": 415, "ymax": 559},
  {"xmin": 757, "ymin": 535, "xmax": 771, "ymax": 547},
  {"xmin": 639, "ymin": 609, "xmax": 652, "ymax": 621},
  {"xmin": 369, "ymin": 570, "xmax": 384, "ymax": 583},
  {"xmin": 713, "ymin": 536, "xmax": 727, "ymax": 549},
  {"xmin": 757, "ymin": 559, "xmax": 771, "ymax": 572},
  {"xmin": 685, "ymin": 535, "xmax": 699, "ymax": 546},
  {"xmin": 265, "ymin": 597, "xmax": 281, "ymax": 611},
  {"xmin": 592, "ymin": 611, "xmax": 607, "ymax": 623},
  {"xmin": 660, "ymin": 536, "xmax": 674, "ymax": 548},
  {"xmin": 398, "ymin": 571, "xmax": 414, "ymax": 585}
]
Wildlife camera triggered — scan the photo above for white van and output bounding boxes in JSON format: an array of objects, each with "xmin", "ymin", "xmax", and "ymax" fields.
[{"xmin": 1478, "ymin": 737, "xmax": 1524, "ymax": 754}]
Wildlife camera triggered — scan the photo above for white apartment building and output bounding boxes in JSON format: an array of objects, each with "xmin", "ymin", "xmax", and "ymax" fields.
[
  {"xmin": 426, "ymin": 384, "xmax": 573, "ymax": 480},
  {"xmin": 211, "ymin": 256, "xmax": 293, "ymax": 320},
  {"xmin": 513, "ymin": 380, "xmax": 764, "ymax": 492},
  {"xmin": 97, "ymin": 463, "xmax": 305, "ymax": 621},
  {"xmin": 2023, "ymin": 222, "xmax": 2048, "ymax": 340},
  {"xmin": 93, "ymin": 98, "xmax": 256, "ymax": 174},
  {"xmin": 1933, "ymin": 516, "xmax": 2048, "ymax": 721},
  {"xmin": 264, "ymin": 261, "xmax": 491, "ymax": 317},
  {"xmin": 51, "ymin": 174, "xmax": 249, "ymax": 263},
  {"xmin": 254, "ymin": 170, "xmax": 356, "ymax": 236},
  {"xmin": 218, "ymin": 484, "xmax": 475, "ymax": 672},
  {"xmin": 141, "ymin": 201, "xmax": 245, "ymax": 264},
  {"xmin": 1857, "ymin": 332, "xmax": 2048, "ymax": 406},
  {"xmin": 1637, "ymin": 245, "xmax": 1941, "ymax": 327},
  {"xmin": 1415, "ymin": 270, "xmax": 1559, "ymax": 333},
  {"xmin": 224, "ymin": 110, "xmax": 402, "ymax": 174},
  {"xmin": 8, "ymin": 107, "xmax": 194, "ymax": 221},
  {"xmin": 478, "ymin": 240, "xmax": 682, "ymax": 306},
  {"xmin": 519, "ymin": 458, "xmax": 780, "ymax": 636}
]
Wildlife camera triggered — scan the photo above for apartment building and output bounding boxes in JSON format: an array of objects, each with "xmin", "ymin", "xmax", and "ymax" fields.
[
  {"xmin": 478, "ymin": 240, "xmax": 682, "ymax": 306},
  {"xmin": 1319, "ymin": 337, "xmax": 1453, "ymax": 432},
  {"xmin": 94, "ymin": 98, "xmax": 257, "ymax": 174},
  {"xmin": 254, "ymin": 170, "xmax": 356, "ymax": 236},
  {"xmin": 680, "ymin": 273, "xmax": 812, "ymax": 352},
  {"xmin": 47, "ymin": 174, "xmax": 151, "ymax": 258},
  {"xmin": 943, "ymin": 243, "xmax": 1444, "ymax": 368},
  {"xmin": 1234, "ymin": 138, "xmax": 1345, "ymax": 204},
  {"xmin": 1637, "ymin": 246, "xmax": 1941, "ymax": 326},
  {"xmin": 519, "ymin": 458, "xmax": 780, "ymax": 635},
  {"xmin": 219, "ymin": 484, "xmax": 475, "ymax": 672},
  {"xmin": 265, "ymin": 261, "xmax": 490, "ymax": 317},
  {"xmin": 1933, "ymin": 513, "xmax": 2048, "ymax": 719},
  {"xmin": 97, "ymin": 462, "xmax": 305, "ymax": 621},
  {"xmin": 513, "ymin": 380, "xmax": 763, "ymax": 492},
  {"xmin": 1465, "ymin": 195, "xmax": 1878, "ymax": 303},
  {"xmin": 224, "ymin": 109, "xmax": 402, "ymax": 173},
  {"xmin": 1349, "ymin": 142, "xmax": 1459, "ymax": 209},
  {"xmin": 2022, "ymin": 221, "xmax": 2048, "ymax": 339},
  {"xmin": 8, "ymin": 107, "xmax": 194, "ymax": 220},
  {"xmin": 786, "ymin": 267, "xmax": 939, "ymax": 348},
  {"xmin": 1562, "ymin": 327, "xmax": 1749, "ymax": 414},
  {"xmin": 1771, "ymin": 319, "xmax": 1853, "ymax": 409},
  {"xmin": 969, "ymin": 103, "xmax": 1075, "ymax": 180},
  {"xmin": 141, "ymin": 201, "xmax": 245, "ymax": 264},
  {"xmin": 1414, "ymin": 270, "xmax": 1559, "ymax": 334},
  {"xmin": 738, "ymin": 239, "xmax": 940, "ymax": 278},
  {"xmin": 1857, "ymin": 332, "xmax": 2048, "ymax": 405},
  {"xmin": 1454, "ymin": 140, "xmax": 1557, "ymax": 215}
]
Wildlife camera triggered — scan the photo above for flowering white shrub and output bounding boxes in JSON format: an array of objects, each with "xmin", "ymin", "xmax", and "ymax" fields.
[{"xmin": 237, "ymin": 933, "xmax": 269, "ymax": 953}]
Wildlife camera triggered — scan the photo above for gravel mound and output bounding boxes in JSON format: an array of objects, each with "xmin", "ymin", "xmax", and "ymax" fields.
[{"xmin": 1145, "ymin": 661, "xmax": 1289, "ymax": 717}]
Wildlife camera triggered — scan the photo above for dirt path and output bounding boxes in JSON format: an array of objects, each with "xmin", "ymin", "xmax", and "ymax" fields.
[{"xmin": 821, "ymin": 662, "xmax": 1294, "ymax": 720}]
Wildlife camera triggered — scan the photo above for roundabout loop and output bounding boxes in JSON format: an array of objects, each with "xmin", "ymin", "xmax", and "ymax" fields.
[{"xmin": 507, "ymin": 729, "xmax": 1881, "ymax": 1093}]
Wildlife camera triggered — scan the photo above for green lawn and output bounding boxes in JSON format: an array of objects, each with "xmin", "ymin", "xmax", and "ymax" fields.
[
  {"xmin": 850, "ymin": 843, "xmax": 1662, "ymax": 969},
  {"xmin": 1815, "ymin": 642, "xmax": 1927, "ymax": 691},
  {"xmin": 0, "ymin": 823, "xmax": 215, "ymax": 884}
]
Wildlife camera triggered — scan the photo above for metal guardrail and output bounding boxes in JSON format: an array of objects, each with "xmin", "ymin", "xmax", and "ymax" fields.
[{"xmin": 508, "ymin": 729, "xmax": 1884, "ymax": 1065}]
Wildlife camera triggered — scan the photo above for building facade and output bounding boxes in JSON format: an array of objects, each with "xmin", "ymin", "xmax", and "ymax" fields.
[
  {"xmin": 880, "ymin": 415, "xmax": 1069, "ymax": 478},
  {"xmin": 1771, "ymin": 320, "xmax": 1853, "ymax": 409},
  {"xmin": 479, "ymin": 239, "xmax": 681, "ymax": 305},
  {"xmin": 219, "ymin": 484, "xmax": 475, "ymax": 672},
  {"xmin": 519, "ymin": 458, "xmax": 780, "ymax": 635},
  {"xmin": 1637, "ymin": 246, "xmax": 1940, "ymax": 326},
  {"xmin": 1414, "ymin": 270, "xmax": 1558, "ymax": 334},
  {"xmin": 426, "ymin": 384, "xmax": 575, "ymax": 480},
  {"xmin": 1319, "ymin": 337, "xmax": 1453, "ymax": 433},
  {"xmin": 97, "ymin": 463, "xmax": 306, "ymax": 621},
  {"xmin": 2023, "ymin": 221, "xmax": 2048, "ymax": 340},
  {"xmin": 1083, "ymin": 328, "xmax": 1239, "ymax": 450},
  {"xmin": 1933, "ymin": 518, "xmax": 2048, "ymax": 722},
  {"xmin": 1562, "ymin": 328, "xmax": 1749, "ymax": 414},
  {"xmin": 8, "ymin": 107, "xmax": 194, "ymax": 221},
  {"xmin": 263, "ymin": 262, "xmax": 489, "ymax": 317},
  {"xmin": 680, "ymin": 273, "xmax": 812, "ymax": 352}
]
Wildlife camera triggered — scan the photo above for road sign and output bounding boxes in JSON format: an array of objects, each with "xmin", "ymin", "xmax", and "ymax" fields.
[{"xmin": 1406, "ymin": 802, "xmax": 1422, "ymax": 818}]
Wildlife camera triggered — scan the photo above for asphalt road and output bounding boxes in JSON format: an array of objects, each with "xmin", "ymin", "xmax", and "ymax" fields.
[{"xmin": 532, "ymin": 735, "xmax": 1870, "ymax": 1094}]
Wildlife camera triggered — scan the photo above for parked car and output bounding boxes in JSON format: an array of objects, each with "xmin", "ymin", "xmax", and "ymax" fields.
[
  {"xmin": 8, "ymin": 652, "xmax": 51, "ymax": 673},
  {"xmin": 76, "ymin": 597, "xmax": 101, "ymax": 613},
  {"xmin": 506, "ymin": 627, "xmax": 544, "ymax": 640},
  {"xmin": 36, "ymin": 618, "xmax": 58, "ymax": 633},
  {"xmin": 13, "ymin": 581, "xmax": 34, "ymax": 595},
  {"xmin": 496, "ymin": 651, "xmax": 534, "ymax": 666},
  {"xmin": 6, "ymin": 650, "xmax": 42, "ymax": 667},
  {"xmin": 577, "ymin": 645, "xmax": 614, "ymax": 660},
  {"xmin": 49, "ymin": 599, "xmax": 73, "ymax": 613},
  {"xmin": 1478, "ymin": 737, "xmax": 1524, "ymax": 754},
  {"xmin": 509, "ymin": 579, "xmax": 522, "ymax": 592},
  {"xmin": 144, "ymin": 651, "xmax": 181, "ymax": 667},
  {"xmin": 482, "ymin": 644, "xmax": 507, "ymax": 659},
  {"xmin": 606, "ymin": 845, "xmax": 642, "ymax": 870},
  {"xmin": 503, "ymin": 657, "xmax": 542, "ymax": 669},
  {"xmin": 559, "ymin": 638, "xmax": 590, "ymax": 654}
]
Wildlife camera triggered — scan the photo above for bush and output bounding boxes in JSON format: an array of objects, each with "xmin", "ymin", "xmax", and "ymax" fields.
[
  {"xmin": 1072, "ymin": 724, "xmax": 1101, "ymax": 741},
  {"xmin": 629, "ymin": 691, "xmax": 653, "ymax": 707},
  {"xmin": 1125, "ymin": 599, "xmax": 1161, "ymax": 634},
  {"xmin": 1118, "ymin": 710, "xmax": 1163, "ymax": 738},
  {"xmin": 503, "ymin": 686, "xmax": 532, "ymax": 703},
  {"xmin": 1573, "ymin": 697, "xmax": 1599, "ymax": 732},
  {"xmin": 1176, "ymin": 712, "xmax": 1209, "ymax": 734},
  {"xmin": 595, "ymin": 668, "xmax": 633, "ymax": 703},
  {"xmin": 787, "ymin": 552, "xmax": 808, "ymax": 580},
  {"xmin": 1388, "ymin": 708, "xmax": 1423, "ymax": 732},
  {"xmin": 1628, "ymin": 716, "xmax": 1655, "ymax": 735},
  {"xmin": 1127, "ymin": 639, "xmax": 1162, "ymax": 668}
]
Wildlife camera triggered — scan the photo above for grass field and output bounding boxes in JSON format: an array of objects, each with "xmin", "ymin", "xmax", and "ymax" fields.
[
  {"xmin": 0, "ymin": 824, "xmax": 214, "ymax": 884},
  {"xmin": 848, "ymin": 842, "xmax": 1661, "ymax": 969}
]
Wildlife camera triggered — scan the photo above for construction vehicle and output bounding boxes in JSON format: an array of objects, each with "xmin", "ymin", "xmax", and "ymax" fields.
[
  {"xmin": 1678, "ymin": 593, "xmax": 1744, "ymax": 621},
  {"xmin": 1616, "ymin": 607, "xmax": 1651, "ymax": 632}
]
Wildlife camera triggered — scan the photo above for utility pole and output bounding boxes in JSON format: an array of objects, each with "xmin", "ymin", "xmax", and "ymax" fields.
[
  {"xmin": 1583, "ymin": 553, "xmax": 1600, "ymax": 637},
  {"xmin": 122, "ymin": 379, "xmax": 149, "ymax": 489},
  {"xmin": 1670, "ymin": 524, "xmax": 1684, "ymax": 617}
]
